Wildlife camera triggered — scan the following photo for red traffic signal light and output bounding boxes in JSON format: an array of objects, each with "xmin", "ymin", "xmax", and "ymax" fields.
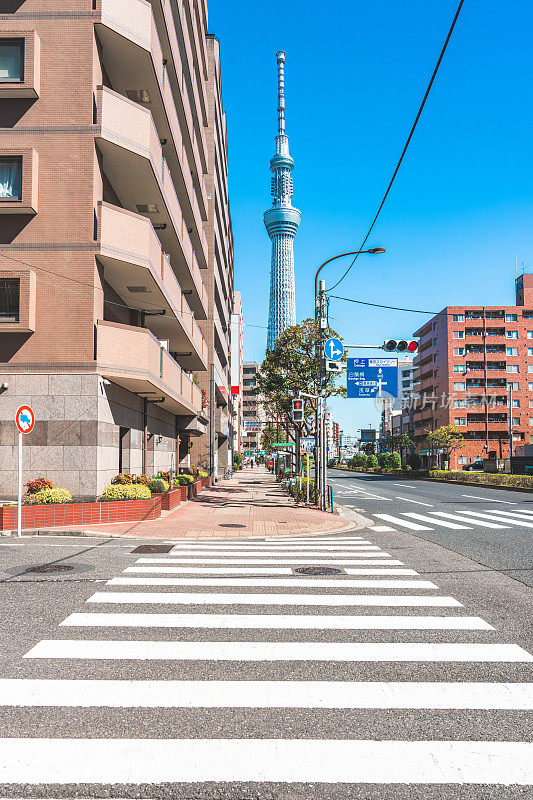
[
  {"xmin": 292, "ymin": 398, "xmax": 304, "ymax": 423},
  {"xmin": 407, "ymin": 340, "xmax": 418, "ymax": 353},
  {"xmin": 383, "ymin": 339, "xmax": 418, "ymax": 354}
]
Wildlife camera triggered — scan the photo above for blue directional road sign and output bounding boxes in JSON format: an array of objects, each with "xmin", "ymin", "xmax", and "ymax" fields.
[
  {"xmin": 346, "ymin": 357, "xmax": 398, "ymax": 398},
  {"xmin": 324, "ymin": 337, "xmax": 344, "ymax": 361}
]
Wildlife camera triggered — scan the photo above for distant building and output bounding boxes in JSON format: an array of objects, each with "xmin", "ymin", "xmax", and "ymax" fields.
[
  {"xmin": 230, "ymin": 292, "xmax": 244, "ymax": 456},
  {"xmin": 242, "ymin": 362, "xmax": 267, "ymax": 454},
  {"xmin": 412, "ymin": 274, "xmax": 533, "ymax": 468}
]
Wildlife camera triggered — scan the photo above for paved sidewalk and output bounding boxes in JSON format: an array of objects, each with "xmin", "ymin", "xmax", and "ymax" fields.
[{"xmin": 76, "ymin": 466, "xmax": 358, "ymax": 539}]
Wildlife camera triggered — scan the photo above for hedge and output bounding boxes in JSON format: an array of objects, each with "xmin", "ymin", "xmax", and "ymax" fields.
[
  {"xmin": 429, "ymin": 470, "xmax": 533, "ymax": 488},
  {"xmin": 23, "ymin": 488, "xmax": 72, "ymax": 505},
  {"xmin": 101, "ymin": 484, "xmax": 152, "ymax": 501}
]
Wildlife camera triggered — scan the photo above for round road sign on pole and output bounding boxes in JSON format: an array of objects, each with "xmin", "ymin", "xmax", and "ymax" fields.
[
  {"xmin": 15, "ymin": 405, "xmax": 35, "ymax": 435},
  {"xmin": 324, "ymin": 337, "xmax": 344, "ymax": 361}
]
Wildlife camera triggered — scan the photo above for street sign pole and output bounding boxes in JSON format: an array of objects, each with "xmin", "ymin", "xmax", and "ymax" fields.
[
  {"xmin": 306, "ymin": 453, "xmax": 310, "ymax": 505},
  {"xmin": 318, "ymin": 280, "xmax": 328, "ymax": 511},
  {"xmin": 17, "ymin": 432, "xmax": 22, "ymax": 538}
]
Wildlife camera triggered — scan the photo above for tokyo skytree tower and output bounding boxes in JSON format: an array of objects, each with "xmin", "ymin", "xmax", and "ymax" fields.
[{"xmin": 264, "ymin": 51, "xmax": 301, "ymax": 351}]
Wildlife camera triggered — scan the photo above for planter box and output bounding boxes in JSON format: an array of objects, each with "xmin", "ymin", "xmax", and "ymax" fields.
[
  {"xmin": 152, "ymin": 487, "xmax": 184, "ymax": 511},
  {"xmin": 0, "ymin": 496, "xmax": 162, "ymax": 531}
]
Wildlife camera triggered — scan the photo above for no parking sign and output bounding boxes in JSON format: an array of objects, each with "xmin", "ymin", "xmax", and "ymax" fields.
[
  {"xmin": 15, "ymin": 405, "xmax": 35, "ymax": 435},
  {"xmin": 15, "ymin": 404, "xmax": 36, "ymax": 537}
]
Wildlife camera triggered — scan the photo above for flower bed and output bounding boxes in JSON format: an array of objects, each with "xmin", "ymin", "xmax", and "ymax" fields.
[{"xmin": 0, "ymin": 496, "xmax": 162, "ymax": 531}]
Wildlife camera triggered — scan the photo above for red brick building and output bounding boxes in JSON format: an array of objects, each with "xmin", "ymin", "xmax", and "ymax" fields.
[{"xmin": 412, "ymin": 274, "xmax": 533, "ymax": 469}]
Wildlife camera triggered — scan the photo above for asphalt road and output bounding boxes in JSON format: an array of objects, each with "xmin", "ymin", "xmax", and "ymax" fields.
[{"xmin": 0, "ymin": 484, "xmax": 530, "ymax": 799}]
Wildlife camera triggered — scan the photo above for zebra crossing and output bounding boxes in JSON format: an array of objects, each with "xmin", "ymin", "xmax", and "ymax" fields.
[
  {"xmin": 0, "ymin": 531, "xmax": 532, "ymax": 790},
  {"xmin": 369, "ymin": 506, "xmax": 533, "ymax": 532}
]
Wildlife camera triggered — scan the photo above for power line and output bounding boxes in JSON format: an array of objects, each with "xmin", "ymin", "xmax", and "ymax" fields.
[
  {"xmin": 327, "ymin": 0, "xmax": 465, "ymax": 292},
  {"xmin": 330, "ymin": 295, "xmax": 438, "ymax": 314}
]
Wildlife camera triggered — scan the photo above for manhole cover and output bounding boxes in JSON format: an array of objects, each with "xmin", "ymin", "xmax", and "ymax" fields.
[
  {"xmin": 25, "ymin": 564, "xmax": 74, "ymax": 574},
  {"xmin": 219, "ymin": 523, "xmax": 247, "ymax": 528},
  {"xmin": 293, "ymin": 566, "xmax": 344, "ymax": 576},
  {"xmin": 132, "ymin": 545, "xmax": 175, "ymax": 554}
]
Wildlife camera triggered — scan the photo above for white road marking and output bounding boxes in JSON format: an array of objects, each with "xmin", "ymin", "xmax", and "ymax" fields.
[
  {"xmin": 0, "ymin": 542, "xmax": 24, "ymax": 546},
  {"xmin": 145, "ymin": 552, "xmax": 394, "ymax": 560},
  {"xmin": 163, "ymin": 548, "xmax": 382, "ymax": 556},
  {"xmin": 1, "ymin": 679, "xmax": 530, "ymax": 709},
  {"xmin": 167, "ymin": 544, "xmax": 376, "ymax": 550},
  {"xmin": 401, "ymin": 512, "xmax": 471, "ymax": 530},
  {"xmin": 458, "ymin": 510, "xmax": 533, "ymax": 528},
  {"xmin": 430, "ymin": 512, "xmax": 509, "ymax": 529},
  {"xmin": 393, "ymin": 484, "xmax": 416, "ymax": 489},
  {"xmin": 369, "ymin": 525, "xmax": 396, "ymax": 532},
  {"xmin": 59, "ymin": 613, "xmax": 494, "ymax": 631},
  {"xmin": 125, "ymin": 567, "xmax": 416, "ymax": 576},
  {"xmin": 395, "ymin": 497, "xmax": 434, "ymax": 507},
  {"xmin": 462, "ymin": 494, "xmax": 516, "ymax": 504},
  {"xmin": 489, "ymin": 509, "xmax": 533, "ymax": 521},
  {"xmin": 108, "ymin": 577, "xmax": 438, "ymax": 589},
  {"xmin": 1, "ymin": 738, "xmax": 532, "ymax": 785},
  {"xmin": 135, "ymin": 558, "xmax": 405, "ymax": 566},
  {"xmin": 262, "ymin": 537, "xmax": 368, "ymax": 543},
  {"xmin": 88, "ymin": 592, "xmax": 461, "ymax": 607},
  {"xmin": 24, "ymin": 640, "xmax": 532, "ymax": 662},
  {"xmin": 373, "ymin": 514, "xmax": 433, "ymax": 531}
]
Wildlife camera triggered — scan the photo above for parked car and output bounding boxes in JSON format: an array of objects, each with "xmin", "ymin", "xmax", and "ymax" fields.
[{"xmin": 462, "ymin": 459, "xmax": 484, "ymax": 471}]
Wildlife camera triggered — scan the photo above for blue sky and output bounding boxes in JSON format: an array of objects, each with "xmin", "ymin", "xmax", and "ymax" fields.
[{"xmin": 208, "ymin": 0, "xmax": 533, "ymax": 437}]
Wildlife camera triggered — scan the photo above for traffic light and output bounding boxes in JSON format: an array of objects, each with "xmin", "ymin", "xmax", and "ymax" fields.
[
  {"xmin": 383, "ymin": 339, "xmax": 418, "ymax": 354},
  {"xmin": 292, "ymin": 398, "xmax": 304, "ymax": 423}
]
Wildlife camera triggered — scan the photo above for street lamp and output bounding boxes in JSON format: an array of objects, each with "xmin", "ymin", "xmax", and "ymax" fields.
[{"xmin": 313, "ymin": 247, "xmax": 386, "ymax": 510}]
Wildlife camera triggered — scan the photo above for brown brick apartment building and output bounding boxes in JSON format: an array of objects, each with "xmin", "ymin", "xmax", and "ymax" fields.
[
  {"xmin": 412, "ymin": 274, "xmax": 533, "ymax": 469},
  {"xmin": 0, "ymin": 0, "xmax": 233, "ymax": 498}
]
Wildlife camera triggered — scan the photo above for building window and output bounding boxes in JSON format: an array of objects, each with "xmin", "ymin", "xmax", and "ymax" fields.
[
  {"xmin": 530, "ymin": 418, "xmax": 533, "ymax": 426},
  {"xmin": 528, "ymin": 332, "xmax": 533, "ymax": 339},
  {"xmin": 508, "ymin": 382, "xmax": 519, "ymax": 390},
  {"xmin": 512, "ymin": 399, "xmax": 520, "ymax": 408},
  {"xmin": 452, "ymin": 331, "xmax": 464, "ymax": 339},
  {"xmin": 453, "ymin": 347, "xmax": 465, "ymax": 356},
  {"xmin": 454, "ymin": 382, "xmax": 466, "ymax": 391},
  {"xmin": 529, "ymin": 399, "xmax": 533, "ymax": 408},
  {"xmin": 505, "ymin": 313, "xmax": 518, "ymax": 322},
  {"xmin": 0, "ymin": 157, "xmax": 22, "ymax": 200},
  {"xmin": 507, "ymin": 347, "xmax": 519, "ymax": 355},
  {"xmin": 0, "ymin": 39, "xmax": 24, "ymax": 83},
  {"xmin": 0, "ymin": 278, "xmax": 19, "ymax": 322},
  {"xmin": 452, "ymin": 314, "xmax": 464, "ymax": 322},
  {"xmin": 458, "ymin": 456, "xmax": 468, "ymax": 465},
  {"xmin": 453, "ymin": 365, "xmax": 466, "ymax": 373},
  {"xmin": 454, "ymin": 417, "xmax": 467, "ymax": 426},
  {"xmin": 453, "ymin": 399, "xmax": 467, "ymax": 408},
  {"xmin": 507, "ymin": 365, "xmax": 519, "ymax": 373},
  {"xmin": 506, "ymin": 330, "xmax": 518, "ymax": 339},
  {"xmin": 512, "ymin": 417, "xmax": 520, "ymax": 426}
]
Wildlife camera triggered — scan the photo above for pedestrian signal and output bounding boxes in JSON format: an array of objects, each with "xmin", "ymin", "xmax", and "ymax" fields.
[{"xmin": 292, "ymin": 398, "xmax": 304, "ymax": 423}]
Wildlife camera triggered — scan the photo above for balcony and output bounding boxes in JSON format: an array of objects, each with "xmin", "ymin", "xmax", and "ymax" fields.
[
  {"xmin": 98, "ymin": 202, "xmax": 207, "ymax": 370},
  {"xmin": 95, "ymin": 0, "xmax": 208, "ymax": 261},
  {"xmin": 96, "ymin": 320, "xmax": 202, "ymax": 415},
  {"xmin": 95, "ymin": 86, "xmax": 208, "ymax": 319}
]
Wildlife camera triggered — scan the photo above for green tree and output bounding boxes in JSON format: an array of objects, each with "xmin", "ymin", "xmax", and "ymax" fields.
[
  {"xmin": 407, "ymin": 452, "xmax": 422, "ymax": 470},
  {"xmin": 256, "ymin": 318, "xmax": 345, "ymax": 436},
  {"xmin": 390, "ymin": 433, "xmax": 414, "ymax": 452},
  {"xmin": 426, "ymin": 425, "xmax": 465, "ymax": 468},
  {"xmin": 367, "ymin": 454, "xmax": 378, "ymax": 469},
  {"xmin": 259, "ymin": 427, "xmax": 277, "ymax": 455}
]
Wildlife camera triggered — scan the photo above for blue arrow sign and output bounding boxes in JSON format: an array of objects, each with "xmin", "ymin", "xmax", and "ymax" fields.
[
  {"xmin": 324, "ymin": 337, "xmax": 344, "ymax": 361},
  {"xmin": 346, "ymin": 357, "xmax": 398, "ymax": 398}
]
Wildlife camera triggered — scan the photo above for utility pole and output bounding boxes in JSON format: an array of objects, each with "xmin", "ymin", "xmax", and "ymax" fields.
[{"xmin": 317, "ymin": 278, "xmax": 328, "ymax": 510}]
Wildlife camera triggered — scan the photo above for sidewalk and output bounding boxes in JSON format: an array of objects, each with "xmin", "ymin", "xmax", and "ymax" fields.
[{"xmin": 75, "ymin": 466, "xmax": 358, "ymax": 539}]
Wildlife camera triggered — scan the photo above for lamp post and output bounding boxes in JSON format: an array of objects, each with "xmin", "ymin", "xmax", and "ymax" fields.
[{"xmin": 313, "ymin": 247, "xmax": 386, "ymax": 510}]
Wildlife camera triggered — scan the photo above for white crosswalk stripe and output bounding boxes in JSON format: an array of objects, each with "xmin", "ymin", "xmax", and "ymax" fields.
[
  {"xmin": 3, "ymin": 531, "xmax": 532, "ymax": 791},
  {"xmin": 400, "ymin": 512, "xmax": 471, "ymax": 530},
  {"xmin": 429, "ymin": 511, "xmax": 510, "ymax": 529}
]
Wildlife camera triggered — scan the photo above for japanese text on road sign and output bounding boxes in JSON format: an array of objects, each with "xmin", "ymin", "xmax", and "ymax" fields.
[{"xmin": 346, "ymin": 358, "xmax": 398, "ymax": 399}]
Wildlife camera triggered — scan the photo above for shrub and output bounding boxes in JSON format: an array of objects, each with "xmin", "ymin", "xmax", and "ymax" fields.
[
  {"xmin": 197, "ymin": 471, "xmax": 208, "ymax": 478},
  {"xmin": 111, "ymin": 473, "xmax": 134, "ymax": 485},
  {"xmin": 390, "ymin": 451, "xmax": 402, "ymax": 470},
  {"xmin": 177, "ymin": 474, "xmax": 195, "ymax": 485},
  {"xmin": 367, "ymin": 454, "xmax": 378, "ymax": 469},
  {"xmin": 156, "ymin": 471, "xmax": 170, "ymax": 483},
  {"xmin": 289, "ymin": 477, "xmax": 315, "ymax": 502},
  {"xmin": 148, "ymin": 478, "xmax": 170, "ymax": 493},
  {"xmin": 135, "ymin": 474, "xmax": 150, "ymax": 485},
  {"xmin": 429, "ymin": 470, "xmax": 533, "ymax": 489},
  {"xmin": 407, "ymin": 453, "xmax": 422, "ymax": 470},
  {"xmin": 24, "ymin": 488, "xmax": 72, "ymax": 505},
  {"xmin": 233, "ymin": 452, "xmax": 243, "ymax": 467},
  {"xmin": 25, "ymin": 477, "xmax": 54, "ymax": 495},
  {"xmin": 101, "ymin": 484, "xmax": 152, "ymax": 501}
]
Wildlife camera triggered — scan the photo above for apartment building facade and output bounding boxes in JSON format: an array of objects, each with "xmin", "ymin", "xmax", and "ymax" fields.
[
  {"xmin": 229, "ymin": 290, "xmax": 243, "ymax": 457},
  {"xmin": 0, "ymin": 0, "xmax": 231, "ymax": 498},
  {"xmin": 242, "ymin": 361, "xmax": 266, "ymax": 454},
  {"xmin": 412, "ymin": 274, "xmax": 533, "ymax": 469},
  {"xmin": 190, "ymin": 34, "xmax": 233, "ymax": 480}
]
